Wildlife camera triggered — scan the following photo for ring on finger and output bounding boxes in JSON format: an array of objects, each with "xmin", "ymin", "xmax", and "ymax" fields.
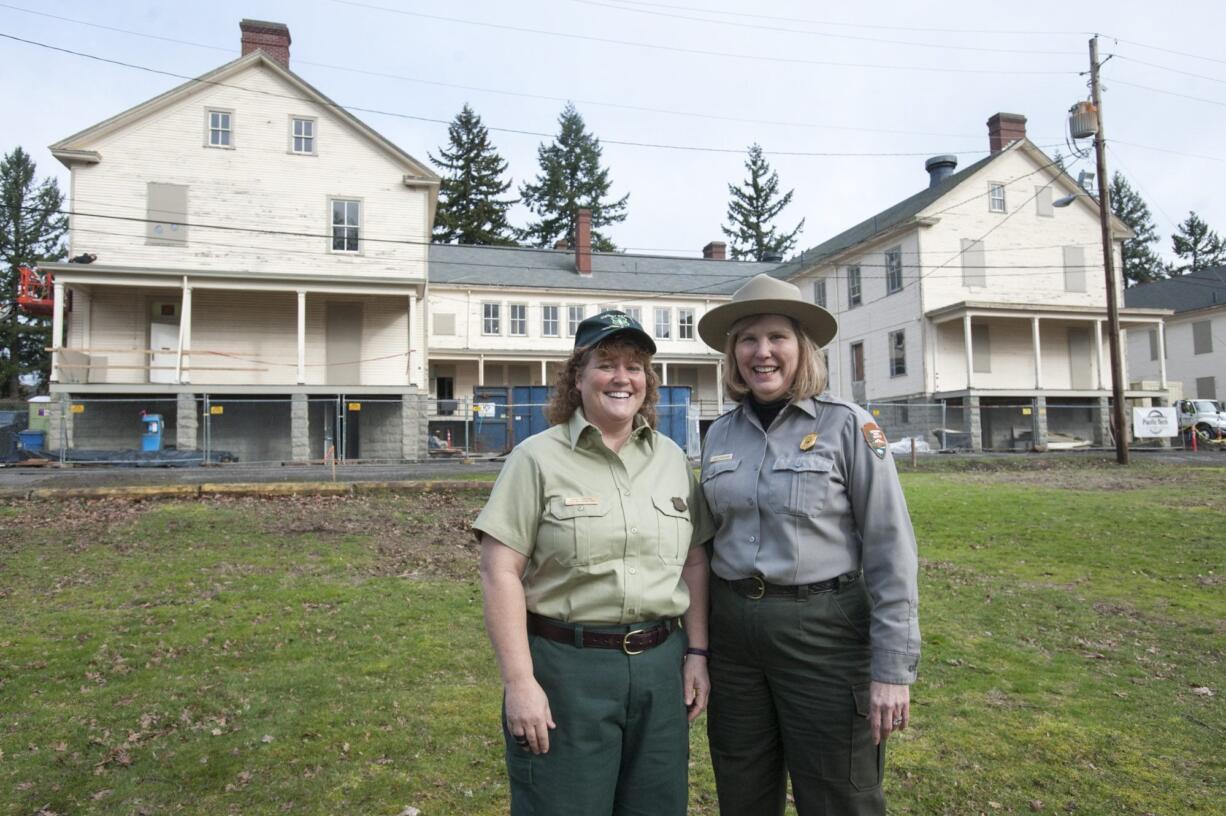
[{"xmin": 891, "ymin": 717, "xmax": 904, "ymax": 726}]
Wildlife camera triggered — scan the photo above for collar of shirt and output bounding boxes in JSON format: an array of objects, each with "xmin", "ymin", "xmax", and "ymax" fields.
[
  {"xmin": 565, "ymin": 408, "xmax": 655, "ymax": 452},
  {"xmin": 734, "ymin": 394, "xmax": 818, "ymax": 431}
]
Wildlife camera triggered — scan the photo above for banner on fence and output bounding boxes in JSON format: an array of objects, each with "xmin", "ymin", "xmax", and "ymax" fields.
[{"xmin": 1132, "ymin": 407, "xmax": 1176, "ymax": 438}]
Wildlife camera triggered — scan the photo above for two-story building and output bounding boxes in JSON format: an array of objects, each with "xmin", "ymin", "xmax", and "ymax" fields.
[
  {"xmin": 1125, "ymin": 266, "xmax": 1226, "ymax": 402},
  {"xmin": 775, "ymin": 113, "xmax": 1169, "ymax": 450},
  {"xmin": 42, "ymin": 20, "xmax": 438, "ymax": 463}
]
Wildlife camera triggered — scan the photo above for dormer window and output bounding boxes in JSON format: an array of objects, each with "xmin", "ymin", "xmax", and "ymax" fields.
[
  {"xmin": 291, "ymin": 117, "xmax": 316, "ymax": 155},
  {"xmin": 206, "ymin": 109, "xmax": 233, "ymax": 148}
]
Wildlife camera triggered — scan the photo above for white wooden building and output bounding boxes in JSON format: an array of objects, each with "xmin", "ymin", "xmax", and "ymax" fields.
[
  {"xmin": 1125, "ymin": 267, "xmax": 1226, "ymax": 402},
  {"xmin": 42, "ymin": 20, "xmax": 438, "ymax": 463}
]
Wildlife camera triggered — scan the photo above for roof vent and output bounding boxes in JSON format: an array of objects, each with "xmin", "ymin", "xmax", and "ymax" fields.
[{"xmin": 925, "ymin": 155, "xmax": 958, "ymax": 188}]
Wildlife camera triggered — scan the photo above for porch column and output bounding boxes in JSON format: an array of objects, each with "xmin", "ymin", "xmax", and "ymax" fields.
[
  {"xmin": 1031, "ymin": 316, "xmax": 1042, "ymax": 389},
  {"xmin": 408, "ymin": 292, "xmax": 420, "ymax": 387},
  {"xmin": 176, "ymin": 281, "xmax": 192, "ymax": 384},
  {"xmin": 50, "ymin": 281, "xmax": 65, "ymax": 382},
  {"xmin": 1156, "ymin": 322, "xmax": 1167, "ymax": 389},
  {"xmin": 478, "ymin": 355, "xmax": 485, "ymax": 387},
  {"xmin": 176, "ymin": 393, "xmax": 198, "ymax": 452},
  {"xmin": 963, "ymin": 314, "xmax": 974, "ymax": 390},
  {"xmin": 297, "ymin": 290, "xmax": 307, "ymax": 385},
  {"xmin": 1094, "ymin": 320, "xmax": 1105, "ymax": 390},
  {"xmin": 540, "ymin": 359, "xmax": 547, "ymax": 385},
  {"xmin": 1093, "ymin": 397, "xmax": 1110, "ymax": 446},
  {"xmin": 716, "ymin": 361, "xmax": 724, "ymax": 414},
  {"xmin": 661, "ymin": 361, "xmax": 669, "ymax": 385}
]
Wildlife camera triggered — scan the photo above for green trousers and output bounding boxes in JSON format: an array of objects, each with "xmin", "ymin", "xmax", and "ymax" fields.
[
  {"xmin": 504, "ymin": 621, "xmax": 690, "ymax": 816},
  {"xmin": 707, "ymin": 574, "xmax": 886, "ymax": 816}
]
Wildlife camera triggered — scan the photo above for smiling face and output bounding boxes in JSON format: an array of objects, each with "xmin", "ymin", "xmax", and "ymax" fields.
[
  {"xmin": 734, "ymin": 314, "xmax": 800, "ymax": 402},
  {"xmin": 576, "ymin": 346, "xmax": 648, "ymax": 433}
]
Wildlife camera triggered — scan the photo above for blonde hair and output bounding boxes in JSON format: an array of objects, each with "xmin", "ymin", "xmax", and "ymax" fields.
[
  {"xmin": 722, "ymin": 314, "xmax": 828, "ymax": 402},
  {"xmin": 546, "ymin": 339, "xmax": 660, "ymax": 428}
]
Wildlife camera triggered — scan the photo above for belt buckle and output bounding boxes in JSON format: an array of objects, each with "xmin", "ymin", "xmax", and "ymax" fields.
[
  {"xmin": 748, "ymin": 576, "xmax": 766, "ymax": 600},
  {"xmin": 622, "ymin": 628, "xmax": 647, "ymax": 655}
]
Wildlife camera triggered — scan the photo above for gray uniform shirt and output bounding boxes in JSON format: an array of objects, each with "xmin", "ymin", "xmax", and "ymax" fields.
[{"xmin": 700, "ymin": 394, "xmax": 921, "ymax": 684}]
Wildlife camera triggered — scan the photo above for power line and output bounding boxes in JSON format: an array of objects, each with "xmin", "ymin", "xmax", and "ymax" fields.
[
  {"xmin": 1114, "ymin": 54, "xmax": 1226, "ymax": 86},
  {"xmin": 1107, "ymin": 35, "xmax": 1226, "ymax": 69},
  {"xmin": 1107, "ymin": 76, "xmax": 1226, "ymax": 110},
  {"xmin": 1108, "ymin": 139, "xmax": 1226, "ymax": 165},
  {"xmin": 329, "ymin": 0, "xmax": 1076, "ymax": 76}
]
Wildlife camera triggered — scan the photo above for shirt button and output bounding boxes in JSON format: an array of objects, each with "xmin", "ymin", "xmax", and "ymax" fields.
[
  {"xmin": 749, "ymin": 536, "xmax": 756, "ymax": 543},
  {"xmin": 631, "ymin": 527, "xmax": 638, "ymax": 534},
  {"xmin": 623, "ymin": 489, "xmax": 631, "ymax": 496},
  {"xmin": 629, "ymin": 567, "xmax": 637, "ymax": 575}
]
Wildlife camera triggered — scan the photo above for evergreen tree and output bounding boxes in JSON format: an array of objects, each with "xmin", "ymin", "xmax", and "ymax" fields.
[
  {"xmin": 519, "ymin": 103, "xmax": 628, "ymax": 252},
  {"xmin": 0, "ymin": 147, "xmax": 67, "ymax": 397},
  {"xmin": 429, "ymin": 104, "xmax": 517, "ymax": 245},
  {"xmin": 721, "ymin": 143, "xmax": 805, "ymax": 261},
  {"xmin": 1109, "ymin": 172, "xmax": 1165, "ymax": 286},
  {"xmin": 1170, "ymin": 211, "xmax": 1225, "ymax": 275}
]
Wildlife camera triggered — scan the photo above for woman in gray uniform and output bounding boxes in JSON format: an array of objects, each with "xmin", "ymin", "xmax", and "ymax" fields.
[{"xmin": 697, "ymin": 275, "xmax": 920, "ymax": 815}]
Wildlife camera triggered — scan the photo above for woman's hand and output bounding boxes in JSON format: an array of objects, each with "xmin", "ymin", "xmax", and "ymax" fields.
[
  {"xmin": 869, "ymin": 681, "xmax": 910, "ymax": 745},
  {"xmin": 504, "ymin": 677, "xmax": 556, "ymax": 755},
  {"xmin": 682, "ymin": 655, "xmax": 710, "ymax": 722}
]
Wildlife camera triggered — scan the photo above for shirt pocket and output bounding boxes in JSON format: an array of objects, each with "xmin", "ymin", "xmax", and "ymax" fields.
[
  {"xmin": 651, "ymin": 495, "xmax": 693, "ymax": 565},
  {"xmin": 542, "ymin": 496, "xmax": 615, "ymax": 567},
  {"xmin": 700, "ymin": 458, "xmax": 741, "ymax": 518},
  {"xmin": 769, "ymin": 453, "xmax": 834, "ymax": 517}
]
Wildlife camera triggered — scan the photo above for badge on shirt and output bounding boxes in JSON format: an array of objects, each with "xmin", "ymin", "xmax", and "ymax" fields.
[
  {"xmin": 671, "ymin": 497, "xmax": 688, "ymax": 512},
  {"xmin": 862, "ymin": 422, "xmax": 888, "ymax": 460},
  {"xmin": 799, "ymin": 433, "xmax": 818, "ymax": 451},
  {"xmin": 564, "ymin": 496, "xmax": 600, "ymax": 506},
  {"xmin": 709, "ymin": 453, "xmax": 734, "ymax": 463}
]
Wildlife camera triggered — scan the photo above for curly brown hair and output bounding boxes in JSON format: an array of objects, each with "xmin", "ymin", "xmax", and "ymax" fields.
[{"xmin": 546, "ymin": 338, "xmax": 659, "ymax": 428}]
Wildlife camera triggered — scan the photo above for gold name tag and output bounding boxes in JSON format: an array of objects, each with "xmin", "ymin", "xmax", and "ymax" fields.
[
  {"xmin": 564, "ymin": 496, "xmax": 600, "ymax": 506},
  {"xmin": 709, "ymin": 453, "xmax": 734, "ymax": 463}
]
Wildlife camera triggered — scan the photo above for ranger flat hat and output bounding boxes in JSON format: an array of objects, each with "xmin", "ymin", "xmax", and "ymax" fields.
[
  {"xmin": 574, "ymin": 309, "xmax": 657, "ymax": 354},
  {"xmin": 698, "ymin": 274, "xmax": 838, "ymax": 351}
]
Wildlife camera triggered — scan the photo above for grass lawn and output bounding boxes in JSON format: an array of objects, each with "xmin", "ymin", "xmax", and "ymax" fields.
[{"xmin": 1, "ymin": 463, "xmax": 1222, "ymax": 815}]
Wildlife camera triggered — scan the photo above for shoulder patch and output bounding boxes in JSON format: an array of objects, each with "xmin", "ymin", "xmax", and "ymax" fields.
[{"xmin": 862, "ymin": 422, "xmax": 888, "ymax": 460}]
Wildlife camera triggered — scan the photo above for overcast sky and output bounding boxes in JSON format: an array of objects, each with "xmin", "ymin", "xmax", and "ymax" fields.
[{"xmin": 3, "ymin": 0, "xmax": 1224, "ymax": 262}]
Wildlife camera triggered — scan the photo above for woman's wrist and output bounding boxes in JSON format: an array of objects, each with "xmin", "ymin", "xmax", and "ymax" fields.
[{"xmin": 685, "ymin": 647, "xmax": 711, "ymax": 658}]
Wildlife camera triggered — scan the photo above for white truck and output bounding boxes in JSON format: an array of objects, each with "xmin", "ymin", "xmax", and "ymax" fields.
[{"xmin": 1175, "ymin": 399, "xmax": 1226, "ymax": 443}]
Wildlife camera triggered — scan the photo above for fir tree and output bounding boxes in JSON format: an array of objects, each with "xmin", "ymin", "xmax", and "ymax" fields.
[
  {"xmin": 0, "ymin": 147, "xmax": 67, "ymax": 397},
  {"xmin": 1109, "ymin": 172, "xmax": 1165, "ymax": 286},
  {"xmin": 429, "ymin": 104, "xmax": 517, "ymax": 245},
  {"xmin": 1170, "ymin": 211, "xmax": 1225, "ymax": 275},
  {"xmin": 722, "ymin": 143, "xmax": 804, "ymax": 261},
  {"xmin": 519, "ymin": 103, "xmax": 628, "ymax": 252}
]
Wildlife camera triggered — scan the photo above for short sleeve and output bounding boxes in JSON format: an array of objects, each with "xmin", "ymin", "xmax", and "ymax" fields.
[
  {"xmin": 472, "ymin": 446, "xmax": 543, "ymax": 557},
  {"xmin": 687, "ymin": 466, "xmax": 715, "ymax": 549}
]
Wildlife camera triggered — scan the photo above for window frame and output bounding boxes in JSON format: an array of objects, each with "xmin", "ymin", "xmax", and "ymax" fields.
[
  {"xmin": 566, "ymin": 305, "xmax": 585, "ymax": 337},
  {"xmin": 1192, "ymin": 320, "xmax": 1214, "ymax": 355},
  {"xmin": 988, "ymin": 182, "xmax": 1006, "ymax": 213},
  {"xmin": 654, "ymin": 306, "xmax": 672, "ymax": 340},
  {"xmin": 847, "ymin": 265, "xmax": 862, "ymax": 308},
  {"xmin": 290, "ymin": 115, "xmax": 317, "ymax": 155},
  {"xmin": 542, "ymin": 304, "xmax": 560, "ymax": 338},
  {"xmin": 850, "ymin": 341, "xmax": 865, "ymax": 383},
  {"xmin": 889, "ymin": 329, "xmax": 906, "ymax": 377},
  {"xmin": 204, "ymin": 108, "xmax": 234, "ymax": 149},
  {"xmin": 509, "ymin": 302, "xmax": 528, "ymax": 337},
  {"xmin": 678, "ymin": 308, "xmax": 695, "ymax": 340},
  {"xmin": 328, "ymin": 197, "xmax": 362, "ymax": 254},
  {"xmin": 482, "ymin": 302, "xmax": 502, "ymax": 336},
  {"xmin": 623, "ymin": 305, "xmax": 642, "ymax": 325},
  {"xmin": 814, "ymin": 278, "xmax": 827, "ymax": 309},
  {"xmin": 885, "ymin": 246, "xmax": 903, "ymax": 295}
]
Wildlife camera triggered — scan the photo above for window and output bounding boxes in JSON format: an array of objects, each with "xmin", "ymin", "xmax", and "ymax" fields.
[
  {"xmin": 961, "ymin": 239, "xmax": 986, "ymax": 287},
  {"xmin": 654, "ymin": 307, "xmax": 672, "ymax": 339},
  {"xmin": 147, "ymin": 182, "xmax": 188, "ymax": 246},
  {"xmin": 567, "ymin": 305, "xmax": 585, "ymax": 336},
  {"xmin": 482, "ymin": 302, "xmax": 501, "ymax": 335},
  {"xmin": 330, "ymin": 199, "xmax": 360, "ymax": 252},
  {"xmin": 434, "ymin": 313, "xmax": 456, "ymax": 336},
  {"xmin": 1196, "ymin": 376, "xmax": 1217, "ymax": 400},
  {"xmin": 850, "ymin": 342, "xmax": 865, "ymax": 383},
  {"xmin": 972, "ymin": 323, "xmax": 991, "ymax": 373},
  {"xmin": 885, "ymin": 247, "xmax": 903, "ymax": 294},
  {"xmin": 509, "ymin": 303, "xmax": 527, "ymax": 336},
  {"xmin": 1063, "ymin": 245, "xmax": 1086, "ymax": 292},
  {"xmin": 989, "ymin": 183, "xmax": 1006, "ymax": 213},
  {"xmin": 1148, "ymin": 328, "xmax": 1159, "ymax": 361},
  {"xmin": 1193, "ymin": 320, "xmax": 1214, "ymax": 355},
  {"xmin": 206, "ymin": 109, "xmax": 232, "ymax": 147},
  {"xmin": 847, "ymin": 266, "xmax": 862, "ymax": 307},
  {"xmin": 1035, "ymin": 186, "xmax": 1054, "ymax": 217},
  {"xmin": 889, "ymin": 330, "xmax": 906, "ymax": 377},
  {"xmin": 678, "ymin": 308, "xmax": 695, "ymax": 340},
  {"xmin": 813, "ymin": 279, "xmax": 827, "ymax": 308},
  {"xmin": 623, "ymin": 306, "xmax": 642, "ymax": 324},
  {"xmin": 542, "ymin": 305, "xmax": 560, "ymax": 337},
  {"xmin": 291, "ymin": 117, "xmax": 316, "ymax": 154}
]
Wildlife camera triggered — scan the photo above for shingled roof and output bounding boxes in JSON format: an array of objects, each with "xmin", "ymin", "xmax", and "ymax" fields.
[
  {"xmin": 1124, "ymin": 266, "xmax": 1226, "ymax": 314},
  {"xmin": 429, "ymin": 243, "xmax": 782, "ymax": 296}
]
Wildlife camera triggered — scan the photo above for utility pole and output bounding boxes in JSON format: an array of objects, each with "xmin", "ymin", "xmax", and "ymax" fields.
[{"xmin": 1090, "ymin": 35, "xmax": 1129, "ymax": 465}]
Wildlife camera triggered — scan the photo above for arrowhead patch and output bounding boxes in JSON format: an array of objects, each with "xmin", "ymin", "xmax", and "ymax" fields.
[{"xmin": 862, "ymin": 422, "xmax": 888, "ymax": 460}]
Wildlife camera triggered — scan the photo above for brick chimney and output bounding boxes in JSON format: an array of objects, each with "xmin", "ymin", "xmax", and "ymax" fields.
[
  {"xmin": 702, "ymin": 241, "xmax": 727, "ymax": 260},
  {"xmin": 575, "ymin": 209, "xmax": 592, "ymax": 276},
  {"xmin": 987, "ymin": 112, "xmax": 1026, "ymax": 154},
  {"xmin": 240, "ymin": 19, "xmax": 291, "ymax": 69}
]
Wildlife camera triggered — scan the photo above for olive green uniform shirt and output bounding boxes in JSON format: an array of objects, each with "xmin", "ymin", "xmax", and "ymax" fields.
[{"xmin": 474, "ymin": 409, "xmax": 714, "ymax": 625}]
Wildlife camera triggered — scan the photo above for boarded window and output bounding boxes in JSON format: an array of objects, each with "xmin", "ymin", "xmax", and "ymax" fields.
[
  {"xmin": 1035, "ymin": 186, "xmax": 1053, "ymax": 217},
  {"xmin": 1196, "ymin": 376, "xmax": 1217, "ymax": 400},
  {"xmin": 972, "ymin": 323, "xmax": 991, "ymax": 373},
  {"xmin": 1148, "ymin": 328, "xmax": 1159, "ymax": 361},
  {"xmin": 147, "ymin": 182, "xmax": 188, "ymax": 246},
  {"xmin": 434, "ymin": 313, "xmax": 456, "ymax": 335},
  {"xmin": 1193, "ymin": 320, "xmax": 1213, "ymax": 355},
  {"xmin": 961, "ymin": 239, "xmax": 986, "ymax": 287},
  {"xmin": 850, "ymin": 341, "xmax": 865, "ymax": 382},
  {"xmin": 1063, "ymin": 245, "xmax": 1087, "ymax": 292}
]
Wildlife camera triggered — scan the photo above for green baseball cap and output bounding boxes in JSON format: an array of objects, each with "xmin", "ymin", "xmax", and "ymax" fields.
[{"xmin": 574, "ymin": 310, "xmax": 657, "ymax": 354}]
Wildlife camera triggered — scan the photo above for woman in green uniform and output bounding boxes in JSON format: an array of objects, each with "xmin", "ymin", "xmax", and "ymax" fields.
[
  {"xmin": 475, "ymin": 310, "xmax": 713, "ymax": 816},
  {"xmin": 697, "ymin": 275, "xmax": 921, "ymax": 816}
]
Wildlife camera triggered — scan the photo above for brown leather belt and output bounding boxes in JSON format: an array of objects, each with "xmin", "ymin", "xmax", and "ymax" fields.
[
  {"xmin": 725, "ymin": 571, "xmax": 860, "ymax": 600},
  {"xmin": 527, "ymin": 613, "xmax": 677, "ymax": 655}
]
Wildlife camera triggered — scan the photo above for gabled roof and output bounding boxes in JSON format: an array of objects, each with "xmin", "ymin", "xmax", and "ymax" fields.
[
  {"xmin": 49, "ymin": 50, "xmax": 438, "ymax": 183},
  {"xmin": 429, "ymin": 243, "xmax": 781, "ymax": 296},
  {"xmin": 774, "ymin": 140, "xmax": 1131, "ymax": 278},
  {"xmin": 1124, "ymin": 266, "xmax": 1226, "ymax": 314}
]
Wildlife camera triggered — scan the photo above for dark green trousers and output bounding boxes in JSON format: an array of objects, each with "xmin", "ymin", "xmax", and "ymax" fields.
[
  {"xmin": 504, "ymin": 621, "xmax": 690, "ymax": 816},
  {"xmin": 707, "ymin": 574, "xmax": 886, "ymax": 816}
]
